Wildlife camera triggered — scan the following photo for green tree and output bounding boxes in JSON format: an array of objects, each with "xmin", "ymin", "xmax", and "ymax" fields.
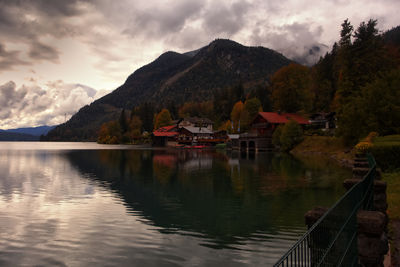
[
  {"xmin": 361, "ymin": 69, "xmax": 400, "ymax": 135},
  {"xmin": 279, "ymin": 120, "xmax": 304, "ymax": 152},
  {"xmin": 154, "ymin": 109, "xmax": 172, "ymax": 130}
]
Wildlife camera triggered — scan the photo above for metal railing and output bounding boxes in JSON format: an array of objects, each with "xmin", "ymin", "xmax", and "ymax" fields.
[{"xmin": 274, "ymin": 154, "xmax": 376, "ymax": 267}]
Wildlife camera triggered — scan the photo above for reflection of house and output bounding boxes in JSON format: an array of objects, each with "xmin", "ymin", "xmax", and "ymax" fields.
[
  {"xmin": 152, "ymin": 125, "xmax": 178, "ymax": 147},
  {"xmin": 177, "ymin": 117, "xmax": 214, "ymax": 131},
  {"xmin": 309, "ymin": 112, "xmax": 336, "ymax": 129},
  {"xmin": 239, "ymin": 112, "xmax": 310, "ymax": 152}
]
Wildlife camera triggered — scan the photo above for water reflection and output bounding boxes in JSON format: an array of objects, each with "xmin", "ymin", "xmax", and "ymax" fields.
[
  {"xmin": 0, "ymin": 144, "xmax": 351, "ymax": 266},
  {"xmin": 63, "ymin": 149, "xmax": 348, "ymax": 247}
]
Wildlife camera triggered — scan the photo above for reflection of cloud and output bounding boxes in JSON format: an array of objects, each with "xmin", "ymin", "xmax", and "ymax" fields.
[{"xmin": 0, "ymin": 80, "xmax": 103, "ymax": 128}]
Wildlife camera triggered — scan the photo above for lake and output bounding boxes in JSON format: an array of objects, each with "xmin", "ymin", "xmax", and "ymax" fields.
[{"xmin": 0, "ymin": 142, "xmax": 351, "ymax": 266}]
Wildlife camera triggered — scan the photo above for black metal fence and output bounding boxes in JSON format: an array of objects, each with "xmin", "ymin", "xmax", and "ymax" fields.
[{"xmin": 274, "ymin": 154, "xmax": 376, "ymax": 267}]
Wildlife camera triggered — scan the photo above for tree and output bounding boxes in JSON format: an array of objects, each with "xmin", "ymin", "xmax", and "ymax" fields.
[
  {"xmin": 154, "ymin": 109, "xmax": 172, "ymax": 130},
  {"xmin": 361, "ymin": 69, "xmax": 400, "ymax": 135},
  {"xmin": 334, "ymin": 19, "xmax": 395, "ymax": 143},
  {"xmin": 230, "ymin": 101, "xmax": 243, "ymax": 133},
  {"xmin": 339, "ymin": 19, "xmax": 353, "ymax": 47},
  {"xmin": 128, "ymin": 115, "xmax": 143, "ymax": 141},
  {"xmin": 279, "ymin": 120, "xmax": 304, "ymax": 152},
  {"xmin": 119, "ymin": 109, "xmax": 128, "ymax": 133},
  {"xmin": 97, "ymin": 121, "xmax": 122, "ymax": 144},
  {"xmin": 132, "ymin": 102, "xmax": 155, "ymax": 133},
  {"xmin": 270, "ymin": 63, "xmax": 312, "ymax": 113}
]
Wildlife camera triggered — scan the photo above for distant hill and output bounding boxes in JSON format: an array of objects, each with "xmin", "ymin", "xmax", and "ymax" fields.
[
  {"xmin": 0, "ymin": 132, "xmax": 38, "ymax": 141},
  {"xmin": 0, "ymin": 125, "xmax": 55, "ymax": 141},
  {"xmin": 45, "ymin": 39, "xmax": 292, "ymax": 141},
  {"xmin": 1, "ymin": 125, "xmax": 55, "ymax": 136}
]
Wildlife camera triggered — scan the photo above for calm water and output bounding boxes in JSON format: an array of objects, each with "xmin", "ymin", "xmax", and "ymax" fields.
[{"xmin": 0, "ymin": 142, "xmax": 351, "ymax": 266}]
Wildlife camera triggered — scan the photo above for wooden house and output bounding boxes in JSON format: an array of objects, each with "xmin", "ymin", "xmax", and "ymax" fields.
[
  {"xmin": 250, "ymin": 112, "xmax": 310, "ymax": 137},
  {"xmin": 309, "ymin": 112, "xmax": 336, "ymax": 129},
  {"xmin": 152, "ymin": 125, "xmax": 178, "ymax": 146}
]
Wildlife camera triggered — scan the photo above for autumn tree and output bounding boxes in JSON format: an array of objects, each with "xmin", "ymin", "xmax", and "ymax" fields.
[
  {"xmin": 178, "ymin": 101, "xmax": 214, "ymax": 119},
  {"xmin": 270, "ymin": 63, "xmax": 312, "ymax": 113},
  {"xmin": 154, "ymin": 109, "xmax": 172, "ymax": 130},
  {"xmin": 97, "ymin": 121, "xmax": 122, "ymax": 144},
  {"xmin": 240, "ymin": 97, "xmax": 262, "ymax": 132},
  {"xmin": 128, "ymin": 115, "xmax": 143, "ymax": 141}
]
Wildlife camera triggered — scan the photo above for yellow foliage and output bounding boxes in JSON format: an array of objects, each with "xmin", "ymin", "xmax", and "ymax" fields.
[
  {"xmin": 355, "ymin": 141, "xmax": 373, "ymax": 154},
  {"xmin": 354, "ymin": 132, "xmax": 378, "ymax": 154}
]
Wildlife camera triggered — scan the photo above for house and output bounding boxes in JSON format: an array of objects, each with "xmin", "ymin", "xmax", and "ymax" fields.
[
  {"xmin": 177, "ymin": 126, "xmax": 214, "ymax": 145},
  {"xmin": 239, "ymin": 112, "xmax": 310, "ymax": 152},
  {"xmin": 177, "ymin": 117, "xmax": 214, "ymax": 131},
  {"xmin": 309, "ymin": 112, "xmax": 336, "ymax": 129},
  {"xmin": 249, "ymin": 112, "xmax": 310, "ymax": 137},
  {"xmin": 152, "ymin": 125, "xmax": 179, "ymax": 147}
]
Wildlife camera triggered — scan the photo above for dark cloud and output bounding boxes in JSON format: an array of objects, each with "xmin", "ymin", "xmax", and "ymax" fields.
[
  {"xmin": 28, "ymin": 42, "xmax": 60, "ymax": 63},
  {"xmin": 123, "ymin": 1, "xmax": 206, "ymax": 38},
  {"xmin": 0, "ymin": 0, "xmax": 85, "ymax": 70},
  {"xmin": 0, "ymin": 43, "xmax": 30, "ymax": 71}
]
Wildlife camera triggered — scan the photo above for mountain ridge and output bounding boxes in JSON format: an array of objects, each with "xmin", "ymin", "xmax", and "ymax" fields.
[{"xmin": 46, "ymin": 39, "xmax": 292, "ymax": 141}]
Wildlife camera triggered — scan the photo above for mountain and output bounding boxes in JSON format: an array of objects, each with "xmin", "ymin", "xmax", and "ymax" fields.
[{"xmin": 45, "ymin": 39, "xmax": 292, "ymax": 141}]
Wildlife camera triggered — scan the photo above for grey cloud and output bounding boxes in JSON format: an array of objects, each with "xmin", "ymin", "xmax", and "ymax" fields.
[
  {"xmin": 0, "ymin": 0, "xmax": 85, "ymax": 68},
  {"xmin": 0, "ymin": 81, "xmax": 28, "ymax": 108},
  {"xmin": 0, "ymin": 43, "xmax": 30, "ymax": 71},
  {"xmin": 28, "ymin": 42, "xmax": 60, "ymax": 63},
  {"xmin": 202, "ymin": 1, "xmax": 251, "ymax": 35},
  {"xmin": 123, "ymin": 1, "xmax": 206, "ymax": 38},
  {"xmin": 0, "ymin": 80, "xmax": 100, "ymax": 128},
  {"xmin": 251, "ymin": 22, "xmax": 329, "ymax": 65}
]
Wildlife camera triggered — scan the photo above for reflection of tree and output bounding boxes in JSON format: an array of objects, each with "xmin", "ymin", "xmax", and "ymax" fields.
[{"xmin": 64, "ymin": 149, "xmax": 348, "ymax": 248}]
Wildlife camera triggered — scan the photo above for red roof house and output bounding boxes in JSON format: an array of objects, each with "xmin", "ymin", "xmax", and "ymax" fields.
[
  {"xmin": 152, "ymin": 125, "xmax": 178, "ymax": 146},
  {"xmin": 250, "ymin": 112, "xmax": 310, "ymax": 137}
]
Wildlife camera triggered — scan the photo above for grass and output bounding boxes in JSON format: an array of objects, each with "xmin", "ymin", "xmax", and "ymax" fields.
[
  {"xmin": 291, "ymin": 136, "xmax": 354, "ymax": 165},
  {"xmin": 382, "ymin": 171, "xmax": 400, "ymax": 220}
]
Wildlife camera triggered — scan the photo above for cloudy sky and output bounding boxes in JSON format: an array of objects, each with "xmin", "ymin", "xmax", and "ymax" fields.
[{"xmin": 0, "ymin": 0, "xmax": 398, "ymax": 129}]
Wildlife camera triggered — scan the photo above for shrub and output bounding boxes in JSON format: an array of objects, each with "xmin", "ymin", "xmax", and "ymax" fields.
[
  {"xmin": 273, "ymin": 120, "xmax": 304, "ymax": 152},
  {"xmin": 371, "ymin": 135, "xmax": 400, "ymax": 171}
]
